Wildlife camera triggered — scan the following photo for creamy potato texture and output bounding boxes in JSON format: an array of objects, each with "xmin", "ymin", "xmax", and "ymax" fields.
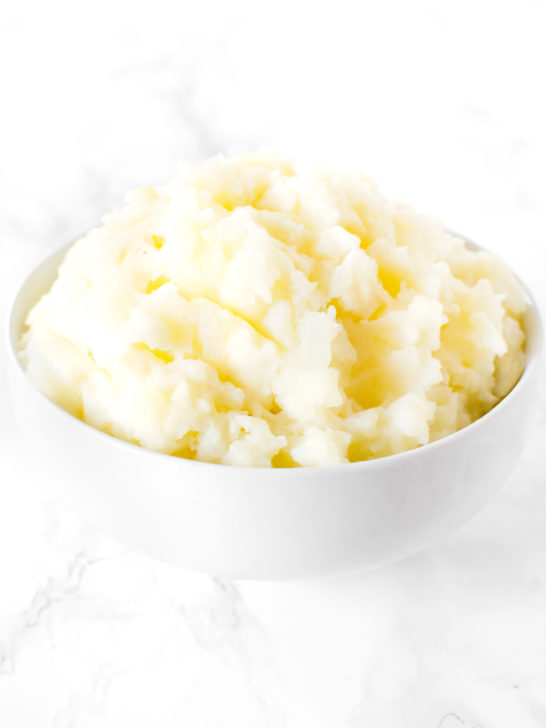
[{"xmin": 21, "ymin": 154, "xmax": 527, "ymax": 466}]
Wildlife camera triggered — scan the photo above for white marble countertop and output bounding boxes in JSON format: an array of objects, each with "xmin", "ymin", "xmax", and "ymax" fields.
[{"xmin": 1, "ymin": 1, "xmax": 546, "ymax": 725}]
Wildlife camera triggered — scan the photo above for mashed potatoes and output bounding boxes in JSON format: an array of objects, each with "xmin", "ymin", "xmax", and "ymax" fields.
[{"xmin": 20, "ymin": 153, "xmax": 527, "ymax": 467}]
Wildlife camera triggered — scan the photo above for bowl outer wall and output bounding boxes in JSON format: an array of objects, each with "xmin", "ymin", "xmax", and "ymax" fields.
[{"xmin": 5, "ymin": 243, "xmax": 542, "ymax": 579}]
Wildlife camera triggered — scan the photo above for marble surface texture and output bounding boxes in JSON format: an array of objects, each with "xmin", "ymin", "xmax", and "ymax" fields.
[{"xmin": 1, "ymin": 1, "xmax": 546, "ymax": 726}]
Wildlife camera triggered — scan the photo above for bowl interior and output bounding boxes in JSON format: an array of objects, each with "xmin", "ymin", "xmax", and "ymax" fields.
[{"xmin": 9, "ymin": 244, "xmax": 71, "ymax": 361}]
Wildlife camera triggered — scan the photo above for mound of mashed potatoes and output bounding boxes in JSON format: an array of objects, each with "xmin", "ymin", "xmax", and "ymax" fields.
[{"xmin": 20, "ymin": 154, "xmax": 527, "ymax": 467}]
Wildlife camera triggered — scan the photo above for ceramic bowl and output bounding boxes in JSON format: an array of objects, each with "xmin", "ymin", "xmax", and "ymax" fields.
[{"xmin": 6, "ymin": 242, "xmax": 542, "ymax": 579}]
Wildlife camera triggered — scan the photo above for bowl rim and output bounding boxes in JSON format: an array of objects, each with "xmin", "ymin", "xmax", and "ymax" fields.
[{"xmin": 6, "ymin": 236, "xmax": 543, "ymax": 477}]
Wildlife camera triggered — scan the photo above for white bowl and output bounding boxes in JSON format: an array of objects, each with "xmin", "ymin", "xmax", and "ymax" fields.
[{"xmin": 6, "ymin": 242, "xmax": 542, "ymax": 580}]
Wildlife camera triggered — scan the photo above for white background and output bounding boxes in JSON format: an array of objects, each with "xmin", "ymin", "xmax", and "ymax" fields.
[{"xmin": 1, "ymin": 1, "xmax": 546, "ymax": 726}]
